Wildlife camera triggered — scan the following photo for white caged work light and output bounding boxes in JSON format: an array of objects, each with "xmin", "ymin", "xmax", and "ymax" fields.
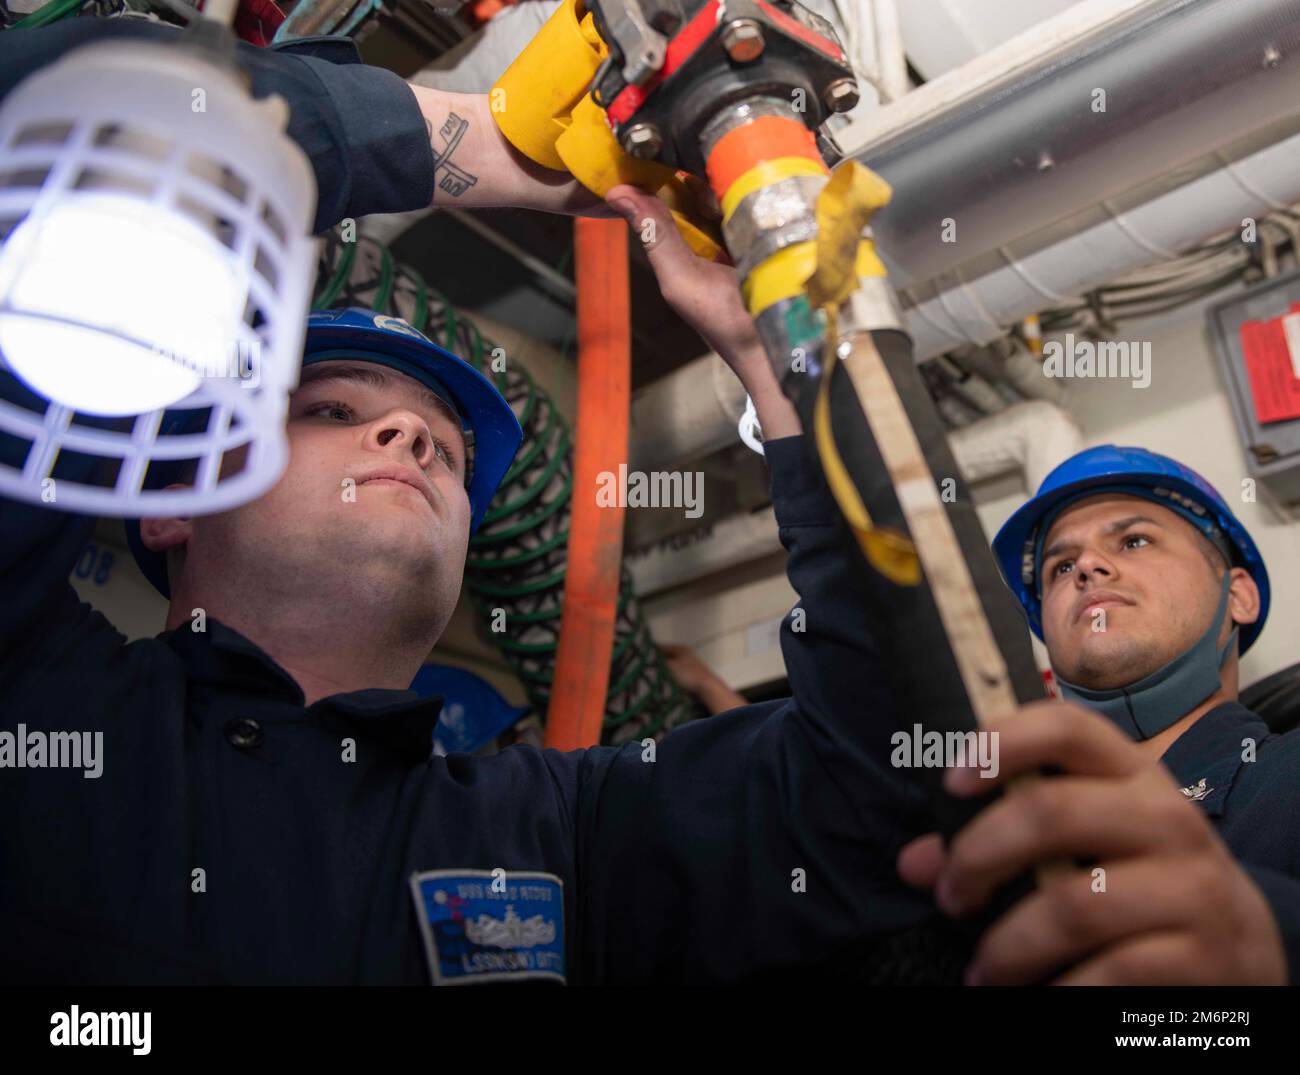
[{"xmin": 0, "ymin": 8, "xmax": 318, "ymax": 517}]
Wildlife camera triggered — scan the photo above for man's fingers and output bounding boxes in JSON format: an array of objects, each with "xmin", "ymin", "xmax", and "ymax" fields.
[
  {"xmin": 606, "ymin": 182, "xmax": 715, "ymax": 310},
  {"xmin": 946, "ymin": 701, "xmax": 1148, "ymax": 798},
  {"xmin": 896, "ymin": 832, "xmax": 945, "ymax": 890},
  {"xmin": 1051, "ymin": 870, "xmax": 1287, "ymax": 986},
  {"xmin": 940, "ymin": 771, "xmax": 1206, "ymax": 914},
  {"xmin": 1050, "ymin": 931, "xmax": 1208, "ymax": 986},
  {"xmin": 970, "ymin": 856, "xmax": 1206, "ymax": 984},
  {"xmin": 606, "ymin": 184, "xmax": 678, "ymax": 254}
]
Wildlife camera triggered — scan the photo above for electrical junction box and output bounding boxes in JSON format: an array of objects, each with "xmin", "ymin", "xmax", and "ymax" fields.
[{"xmin": 1208, "ymin": 267, "xmax": 1300, "ymax": 506}]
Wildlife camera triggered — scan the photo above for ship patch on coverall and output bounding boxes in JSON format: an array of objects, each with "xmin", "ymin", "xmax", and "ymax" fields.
[{"xmin": 409, "ymin": 869, "xmax": 565, "ymax": 985}]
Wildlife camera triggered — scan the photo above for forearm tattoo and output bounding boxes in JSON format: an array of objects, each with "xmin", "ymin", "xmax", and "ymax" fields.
[{"xmin": 429, "ymin": 112, "xmax": 478, "ymax": 198}]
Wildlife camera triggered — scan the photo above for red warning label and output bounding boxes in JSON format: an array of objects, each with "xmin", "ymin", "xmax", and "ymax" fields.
[{"xmin": 1240, "ymin": 302, "xmax": 1300, "ymax": 425}]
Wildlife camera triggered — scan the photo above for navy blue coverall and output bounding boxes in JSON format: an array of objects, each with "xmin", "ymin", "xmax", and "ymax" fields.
[
  {"xmin": 0, "ymin": 425, "xmax": 947, "ymax": 982},
  {"xmin": 1, "ymin": 19, "xmax": 1298, "ymax": 985}
]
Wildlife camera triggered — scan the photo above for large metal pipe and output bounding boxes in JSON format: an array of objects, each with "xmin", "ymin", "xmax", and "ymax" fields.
[
  {"xmin": 624, "ymin": 399, "xmax": 1082, "ymax": 599},
  {"xmin": 855, "ymin": 0, "xmax": 1300, "ymax": 288},
  {"xmin": 903, "ymin": 131, "xmax": 1300, "ymax": 357},
  {"xmin": 628, "ymin": 350, "xmax": 748, "ymax": 471}
]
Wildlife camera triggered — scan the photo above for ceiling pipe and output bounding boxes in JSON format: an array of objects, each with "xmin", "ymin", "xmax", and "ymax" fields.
[
  {"xmin": 628, "ymin": 350, "xmax": 748, "ymax": 471},
  {"xmin": 902, "ymin": 136, "xmax": 1300, "ymax": 358},
  {"xmin": 843, "ymin": 0, "xmax": 1300, "ymax": 359},
  {"xmin": 625, "ymin": 400, "xmax": 1083, "ymax": 599},
  {"xmin": 853, "ymin": 0, "xmax": 1300, "ymax": 285},
  {"xmin": 948, "ymin": 399, "xmax": 1084, "ymax": 494}
]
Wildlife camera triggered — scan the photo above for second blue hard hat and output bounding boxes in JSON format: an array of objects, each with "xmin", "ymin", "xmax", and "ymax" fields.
[{"xmin": 992, "ymin": 444, "xmax": 1269, "ymax": 654}]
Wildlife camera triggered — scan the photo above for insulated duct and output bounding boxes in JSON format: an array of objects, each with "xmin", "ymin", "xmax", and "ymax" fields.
[
  {"xmin": 627, "ymin": 400, "xmax": 1082, "ymax": 599},
  {"xmin": 947, "ymin": 400, "xmax": 1083, "ymax": 494},
  {"xmin": 628, "ymin": 350, "xmax": 748, "ymax": 472},
  {"xmin": 846, "ymin": 0, "xmax": 1300, "ymax": 359}
]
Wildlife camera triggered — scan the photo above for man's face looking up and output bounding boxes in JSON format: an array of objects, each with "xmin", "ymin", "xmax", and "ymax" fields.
[
  {"xmin": 143, "ymin": 359, "xmax": 474, "ymax": 632},
  {"xmin": 283, "ymin": 358, "xmax": 471, "ymax": 555},
  {"xmin": 1037, "ymin": 494, "xmax": 1259, "ymax": 691}
]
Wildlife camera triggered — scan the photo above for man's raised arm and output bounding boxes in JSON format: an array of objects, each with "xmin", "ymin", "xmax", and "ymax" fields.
[
  {"xmin": 406, "ymin": 86, "xmax": 608, "ymax": 219},
  {"xmin": 0, "ymin": 20, "xmax": 605, "ymax": 234}
]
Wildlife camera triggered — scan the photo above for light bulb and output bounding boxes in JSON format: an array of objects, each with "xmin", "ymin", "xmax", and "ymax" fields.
[
  {"xmin": 0, "ymin": 192, "xmax": 243, "ymax": 416},
  {"xmin": 0, "ymin": 33, "xmax": 317, "ymax": 517}
]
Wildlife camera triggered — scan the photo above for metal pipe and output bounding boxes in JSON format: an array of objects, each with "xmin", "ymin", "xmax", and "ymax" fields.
[
  {"xmin": 852, "ymin": 0, "xmax": 1300, "ymax": 289},
  {"xmin": 904, "ymin": 130, "xmax": 1300, "ymax": 358},
  {"xmin": 949, "ymin": 400, "xmax": 1083, "ymax": 493},
  {"xmin": 628, "ymin": 350, "xmax": 748, "ymax": 471}
]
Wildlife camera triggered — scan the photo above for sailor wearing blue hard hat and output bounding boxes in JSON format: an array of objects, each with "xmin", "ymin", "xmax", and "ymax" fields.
[
  {"xmin": 993, "ymin": 444, "xmax": 1270, "ymax": 743},
  {"xmin": 126, "ymin": 307, "xmax": 522, "ymax": 603}
]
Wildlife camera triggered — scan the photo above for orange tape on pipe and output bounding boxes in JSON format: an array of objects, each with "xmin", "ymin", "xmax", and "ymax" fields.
[
  {"xmin": 705, "ymin": 115, "xmax": 820, "ymax": 201},
  {"xmin": 545, "ymin": 217, "xmax": 631, "ymax": 750}
]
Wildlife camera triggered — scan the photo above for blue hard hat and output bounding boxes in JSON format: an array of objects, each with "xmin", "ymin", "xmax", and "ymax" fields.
[
  {"xmin": 126, "ymin": 308, "xmax": 522, "ymax": 599},
  {"xmin": 411, "ymin": 663, "xmax": 532, "ymax": 755},
  {"xmin": 991, "ymin": 445, "xmax": 1270, "ymax": 654}
]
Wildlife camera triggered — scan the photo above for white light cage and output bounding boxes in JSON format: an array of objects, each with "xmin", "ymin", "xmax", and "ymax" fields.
[{"xmin": 0, "ymin": 39, "xmax": 318, "ymax": 516}]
